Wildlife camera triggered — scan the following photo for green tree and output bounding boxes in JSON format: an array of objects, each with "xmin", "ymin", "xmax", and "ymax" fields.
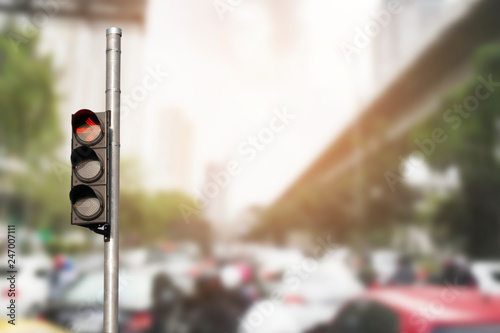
[
  {"xmin": 120, "ymin": 190, "xmax": 199, "ymax": 245},
  {"xmin": 415, "ymin": 43, "xmax": 500, "ymax": 258},
  {"xmin": 0, "ymin": 25, "xmax": 61, "ymax": 163},
  {"xmin": 0, "ymin": 24, "xmax": 65, "ymax": 233}
]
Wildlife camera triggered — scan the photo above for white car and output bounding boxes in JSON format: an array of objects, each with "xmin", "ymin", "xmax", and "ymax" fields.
[
  {"xmin": 370, "ymin": 250, "xmax": 398, "ymax": 284},
  {"xmin": 239, "ymin": 258, "xmax": 364, "ymax": 333},
  {"xmin": 120, "ymin": 247, "xmax": 199, "ymax": 296},
  {"xmin": 0, "ymin": 254, "xmax": 52, "ymax": 318},
  {"xmin": 159, "ymin": 252, "xmax": 199, "ymax": 296},
  {"xmin": 255, "ymin": 248, "xmax": 305, "ymax": 295},
  {"xmin": 472, "ymin": 261, "xmax": 500, "ymax": 294},
  {"xmin": 47, "ymin": 264, "xmax": 183, "ymax": 333}
]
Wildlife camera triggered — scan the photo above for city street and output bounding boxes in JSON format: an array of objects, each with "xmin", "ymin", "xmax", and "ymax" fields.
[{"xmin": 2, "ymin": 0, "xmax": 500, "ymax": 332}]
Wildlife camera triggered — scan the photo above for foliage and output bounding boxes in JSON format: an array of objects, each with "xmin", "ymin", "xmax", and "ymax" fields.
[
  {"xmin": 0, "ymin": 23, "xmax": 65, "ymax": 235},
  {"xmin": 120, "ymin": 190, "xmax": 198, "ymax": 244},
  {"xmin": 414, "ymin": 43, "xmax": 500, "ymax": 258},
  {"xmin": 0, "ymin": 24, "xmax": 61, "ymax": 163},
  {"xmin": 11, "ymin": 164, "xmax": 71, "ymax": 231},
  {"xmin": 253, "ymin": 170, "xmax": 417, "ymax": 247}
]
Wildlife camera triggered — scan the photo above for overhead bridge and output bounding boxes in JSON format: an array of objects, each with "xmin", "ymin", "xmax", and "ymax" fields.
[{"xmin": 279, "ymin": 0, "xmax": 500, "ymax": 203}]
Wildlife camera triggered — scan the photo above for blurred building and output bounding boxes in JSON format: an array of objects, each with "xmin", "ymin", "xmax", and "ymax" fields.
[
  {"xmin": 0, "ymin": 0, "xmax": 146, "ymax": 24},
  {"xmin": 202, "ymin": 162, "xmax": 229, "ymax": 227},
  {"xmin": 143, "ymin": 108, "xmax": 196, "ymax": 192}
]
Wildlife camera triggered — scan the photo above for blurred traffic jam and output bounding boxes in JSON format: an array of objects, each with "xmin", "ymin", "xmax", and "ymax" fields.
[
  {"xmin": 4, "ymin": 0, "xmax": 500, "ymax": 332},
  {"xmin": 3, "ymin": 241, "xmax": 500, "ymax": 332}
]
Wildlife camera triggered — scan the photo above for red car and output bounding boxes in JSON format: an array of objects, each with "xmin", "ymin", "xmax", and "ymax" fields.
[{"xmin": 309, "ymin": 287, "xmax": 500, "ymax": 333}]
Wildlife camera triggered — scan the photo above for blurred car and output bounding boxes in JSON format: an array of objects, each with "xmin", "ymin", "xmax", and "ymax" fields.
[
  {"xmin": 43, "ymin": 266, "xmax": 166, "ymax": 333},
  {"xmin": 121, "ymin": 248, "xmax": 150, "ymax": 267},
  {"xmin": 73, "ymin": 252, "xmax": 102, "ymax": 273},
  {"xmin": 370, "ymin": 250, "xmax": 398, "ymax": 284},
  {"xmin": 239, "ymin": 258, "xmax": 364, "ymax": 333},
  {"xmin": 0, "ymin": 319, "xmax": 69, "ymax": 332},
  {"xmin": 147, "ymin": 248, "xmax": 200, "ymax": 295},
  {"xmin": 471, "ymin": 261, "xmax": 500, "ymax": 294},
  {"xmin": 254, "ymin": 247, "xmax": 305, "ymax": 296},
  {"xmin": 119, "ymin": 246, "xmax": 200, "ymax": 296},
  {"xmin": 307, "ymin": 286, "xmax": 500, "ymax": 333},
  {"xmin": 0, "ymin": 254, "xmax": 52, "ymax": 318}
]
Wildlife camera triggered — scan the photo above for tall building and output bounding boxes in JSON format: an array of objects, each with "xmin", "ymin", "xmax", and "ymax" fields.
[
  {"xmin": 201, "ymin": 162, "xmax": 229, "ymax": 227},
  {"xmin": 144, "ymin": 108, "xmax": 195, "ymax": 192}
]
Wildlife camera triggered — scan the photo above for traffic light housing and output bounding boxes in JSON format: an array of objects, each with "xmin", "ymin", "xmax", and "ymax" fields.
[{"xmin": 70, "ymin": 109, "xmax": 109, "ymax": 227}]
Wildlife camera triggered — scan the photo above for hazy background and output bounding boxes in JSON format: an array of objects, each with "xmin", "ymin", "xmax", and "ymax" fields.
[{"xmin": 2, "ymin": 0, "xmax": 500, "ymax": 332}]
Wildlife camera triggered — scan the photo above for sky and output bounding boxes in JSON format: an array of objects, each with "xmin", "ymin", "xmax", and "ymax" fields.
[{"xmin": 138, "ymin": 0, "xmax": 381, "ymax": 222}]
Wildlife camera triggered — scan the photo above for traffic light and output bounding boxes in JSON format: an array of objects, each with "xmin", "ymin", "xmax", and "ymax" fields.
[{"xmin": 70, "ymin": 109, "xmax": 109, "ymax": 227}]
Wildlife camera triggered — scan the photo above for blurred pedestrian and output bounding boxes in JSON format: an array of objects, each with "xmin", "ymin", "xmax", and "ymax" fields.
[
  {"xmin": 221, "ymin": 261, "xmax": 259, "ymax": 312},
  {"xmin": 186, "ymin": 271, "xmax": 240, "ymax": 333},
  {"xmin": 429, "ymin": 256, "xmax": 477, "ymax": 287},
  {"xmin": 49, "ymin": 255, "xmax": 77, "ymax": 301},
  {"xmin": 357, "ymin": 254, "xmax": 378, "ymax": 288},
  {"xmin": 388, "ymin": 255, "xmax": 417, "ymax": 286},
  {"xmin": 150, "ymin": 272, "xmax": 182, "ymax": 333}
]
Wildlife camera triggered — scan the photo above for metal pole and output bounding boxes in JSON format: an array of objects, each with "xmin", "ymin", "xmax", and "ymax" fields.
[{"xmin": 104, "ymin": 27, "xmax": 122, "ymax": 333}]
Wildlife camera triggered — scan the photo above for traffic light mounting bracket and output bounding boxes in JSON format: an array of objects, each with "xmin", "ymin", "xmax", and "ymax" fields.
[{"xmin": 89, "ymin": 224, "xmax": 110, "ymax": 239}]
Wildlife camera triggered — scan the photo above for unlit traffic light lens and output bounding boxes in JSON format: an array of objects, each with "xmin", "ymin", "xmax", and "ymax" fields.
[
  {"xmin": 75, "ymin": 159, "xmax": 102, "ymax": 182},
  {"xmin": 74, "ymin": 196, "xmax": 101, "ymax": 219},
  {"xmin": 70, "ymin": 185, "xmax": 104, "ymax": 221},
  {"xmin": 71, "ymin": 147, "xmax": 104, "ymax": 183}
]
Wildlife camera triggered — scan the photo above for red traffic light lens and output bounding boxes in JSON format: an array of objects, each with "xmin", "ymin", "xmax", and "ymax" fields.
[
  {"xmin": 76, "ymin": 117, "xmax": 102, "ymax": 144},
  {"xmin": 72, "ymin": 110, "xmax": 104, "ymax": 146}
]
